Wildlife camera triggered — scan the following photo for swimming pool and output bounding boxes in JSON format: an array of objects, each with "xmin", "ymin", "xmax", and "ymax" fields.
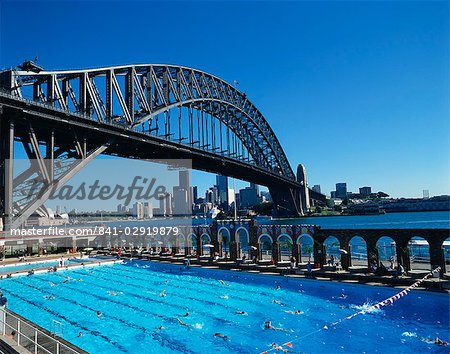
[
  {"xmin": 0, "ymin": 260, "xmax": 448, "ymax": 353},
  {"xmin": 0, "ymin": 258, "xmax": 83, "ymax": 274}
]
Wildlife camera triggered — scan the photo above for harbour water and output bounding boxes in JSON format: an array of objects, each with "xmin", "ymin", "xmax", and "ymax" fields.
[{"xmin": 263, "ymin": 211, "xmax": 450, "ymax": 229}]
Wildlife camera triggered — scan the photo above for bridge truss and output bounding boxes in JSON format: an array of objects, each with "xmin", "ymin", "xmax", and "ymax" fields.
[{"xmin": 0, "ymin": 62, "xmax": 307, "ymax": 229}]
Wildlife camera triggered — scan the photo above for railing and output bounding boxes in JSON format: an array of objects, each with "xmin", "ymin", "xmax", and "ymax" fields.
[{"xmin": 0, "ymin": 307, "xmax": 85, "ymax": 354}]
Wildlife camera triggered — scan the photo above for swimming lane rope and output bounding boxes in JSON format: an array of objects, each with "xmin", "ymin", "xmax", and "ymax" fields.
[{"xmin": 260, "ymin": 267, "xmax": 441, "ymax": 354}]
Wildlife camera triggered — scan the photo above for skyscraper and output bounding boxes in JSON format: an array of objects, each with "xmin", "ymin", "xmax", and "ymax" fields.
[
  {"xmin": 173, "ymin": 187, "xmax": 189, "ymax": 215},
  {"xmin": 239, "ymin": 183, "xmax": 259, "ymax": 208},
  {"xmin": 312, "ymin": 185, "xmax": 321, "ymax": 194},
  {"xmin": 179, "ymin": 170, "xmax": 193, "ymax": 208},
  {"xmin": 216, "ymin": 175, "xmax": 228, "ymax": 209},
  {"xmin": 193, "ymin": 186, "xmax": 198, "ymax": 204},
  {"xmin": 335, "ymin": 183, "xmax": 347, "ymax": 199}
]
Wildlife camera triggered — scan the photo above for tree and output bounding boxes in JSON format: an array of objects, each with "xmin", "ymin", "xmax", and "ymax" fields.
[{"xmin": 303, "ymin": 245, "xmax": 313, "ymax": 262}]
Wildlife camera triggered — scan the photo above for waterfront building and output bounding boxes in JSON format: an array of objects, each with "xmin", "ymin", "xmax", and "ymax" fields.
[
  {"xmin": 239, "ymin": 183, "xmax": 259, "ymax": 208},
  {"xmin": 158, "ymin": 193, "xmax": 173, "ymax": 216},
  {"xmin": 359, "ymin": 186, "xmax": 372, "ymax": 197},
  {"xmin": 312, "ymin": 185, "xmax": 321, "ymax": 194},
  {"xmin": 144, "ymin": 202, "xmax": 153, "ymax": 218},
  {"xmin": 131, "ymin": 202, "xmax": 145, "ymax": 219}
]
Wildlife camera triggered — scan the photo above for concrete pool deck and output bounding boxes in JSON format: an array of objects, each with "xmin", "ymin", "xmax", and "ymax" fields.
[
  {"xmin": 0, "ymin": 257, "xmax": 122, "ymax": 278},
  {"xmin": 128, "ymin": 255, "xmax": 450, "ymax": 293}
]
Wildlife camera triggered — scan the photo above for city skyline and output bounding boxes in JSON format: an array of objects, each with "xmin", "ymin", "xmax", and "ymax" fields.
[{"xmin": 2, "ymin": 1, "xmax": 448, "ymax": 203}]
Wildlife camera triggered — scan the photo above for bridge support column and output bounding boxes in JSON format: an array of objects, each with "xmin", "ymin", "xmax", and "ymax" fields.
[{"xmin": 0, "ymin": 117, "xmax": 14, "ymax": 231}]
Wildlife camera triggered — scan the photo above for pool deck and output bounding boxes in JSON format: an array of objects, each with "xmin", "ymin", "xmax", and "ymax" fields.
[
  {"xmin": 0, "ymin": 308, "xmax": 88, "ymax": 354},
  {"xmin": 125, "ymin": 255, "xmax": 450, "ymax": 294},
  {"xmin": 0, "ymin": 256, "xmax": 122, "ymax": 278}
]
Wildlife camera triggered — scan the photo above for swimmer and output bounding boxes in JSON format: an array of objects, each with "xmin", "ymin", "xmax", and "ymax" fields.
[
  {"xmin": 96, "ymin": 311, "xmax": 103, "ymax": 318},
  {"xmin": 264, "ymin": 321, "xmax": 288, "ymax": 332},
  {"xmin": 271, "ymin": 343, "xmax": 288, "ymax": 352},
  {"xmin": 160, "ymin": 290, "xmax": 166, "ymax": 297},
  {"xmin": 155, "ymin": 325, "xmax": 166, "ymax": 331},
  {"xmin": 339, "ymin": 290, "xmax": 347, "ymax": 299},
  {"xmin": 284, "ymin": 309, "xmax": 303, "ymax": 315},
  {"xmin": 276, "ymin": 285, "xmax": 281, "ymax": 290},
  {"xmin": 107, "ymin": 291, "xmax": 119, "ymax": 296},
  {"xmin": 48, "ymin": 281, "xmax": 57, "ymax": 287},
  {"xmin": 182, "ymin": 311, "xmax": 190, "ymax": 317},
  {"xmin": 78, "ymin": 331, "xmax": 83, "ymax": 337},
  {"xmin": 214, "ymin": 333, "xmax": 229, "ymax": 340},
  {"xmin": 434, "ymin": 337, "xmax": 448, "ymax": 346},
  {"xmin": 176, "ymin": 317, "xmax": 190, "ymax": 327},
  {"xmin": 44, "ymin": 295, "xmax": 55, "ymax": 301},
  {"xmin": 272, "ymin": 300, "xmax": 287, "ymax": 307},
  {"xmin": 218, "ymin": 280, "xmax": 230, "ymax": 286},
  {"xmin": 235, "ymin": 311, "xmax": 248, "ymax": 315},
  {"xmin": 220, "ymin": 294, "xmax": 229, "ymax": 300}
]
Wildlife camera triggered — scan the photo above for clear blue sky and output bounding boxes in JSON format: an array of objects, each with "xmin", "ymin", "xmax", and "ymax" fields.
[{"xmin": 1, "ymin": 0, "xmax": 449, "ymax": 198}]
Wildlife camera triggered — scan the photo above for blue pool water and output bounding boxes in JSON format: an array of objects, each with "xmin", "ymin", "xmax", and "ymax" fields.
[
  {"xmin": 0, "ymin": 258, "xmax": 82, "ymax": 274},
  {"xmin": 0, "ymin": 260, "xmax": 448, "ymax": 353}
]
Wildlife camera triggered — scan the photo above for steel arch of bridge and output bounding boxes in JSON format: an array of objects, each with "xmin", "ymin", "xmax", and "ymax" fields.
[{"xmin": 4, "ymin": 64, "xmax": 295, "ymax": 180}]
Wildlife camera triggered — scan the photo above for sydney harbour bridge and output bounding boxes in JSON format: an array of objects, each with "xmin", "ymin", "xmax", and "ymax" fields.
[{"xmin": 0, "ymin": 61, "xmax": 324, "ymax": 230}]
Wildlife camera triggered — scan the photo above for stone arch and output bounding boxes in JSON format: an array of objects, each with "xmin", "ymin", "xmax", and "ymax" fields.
[
  {"xmin": 296, "ymin": 234, "xmax": 314, "ymax": 263},
  {"xmin": 376, "ymin": 236, "xmax": 396, "ymax": 269},
  {"xmin": 236, "ymin": 227, "xmax": 250, "ymax": 259},
  {"xmin": 187, "ymin": 233, "xmax": 197, "ymax": 255},
  {"xmin": 324, "ymin": 236, "xmax": 341, "ymax": 266},
  {"xmin": 176, "ymin": 233, "xmax": 186, "ymax": 254},
  {"xmin": 200, "ymin": 233, "xmax": 212, "ymax": 256},
  {"xmin": 349, "ymin": 236, "xmax": 367, "ymax": 268},
  {"xmin": 218, "ymin": 227, "xmax": 230, "ymax": 257},
  {"xmin": 277, "ymin": 234, "xmax": 293, "ymax": 261},
  {"xmin": 258, "ymin": 234, "xmax": 273, "ymax": 260},
  {"xmin": 408, "ymin": 236, "xmax": 430, "ymax": 271}
]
